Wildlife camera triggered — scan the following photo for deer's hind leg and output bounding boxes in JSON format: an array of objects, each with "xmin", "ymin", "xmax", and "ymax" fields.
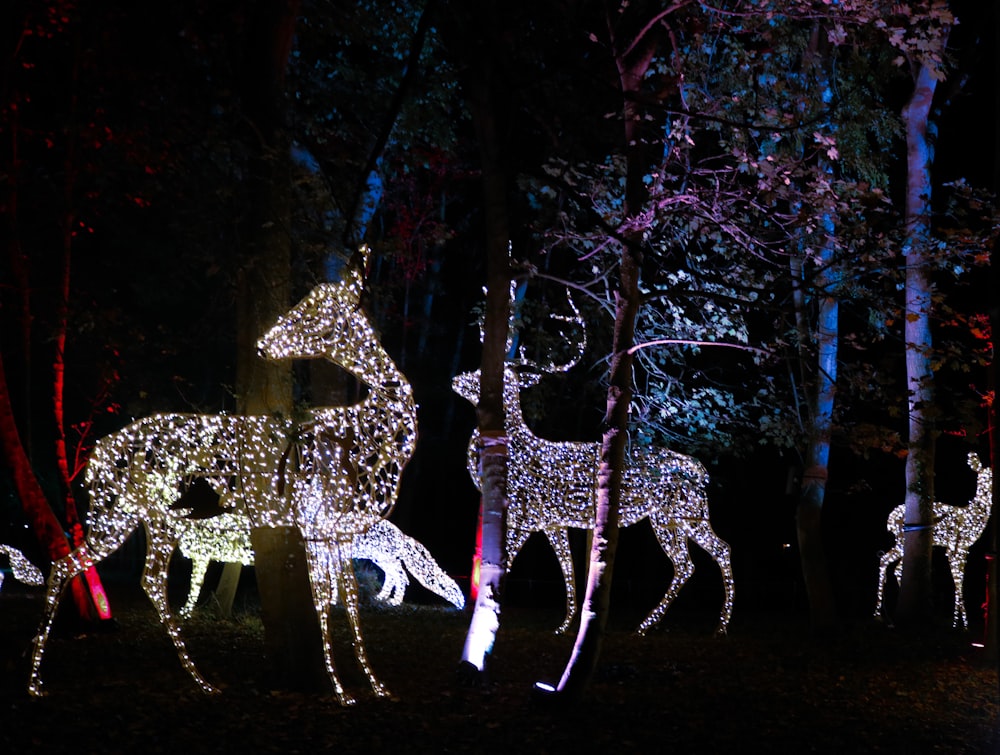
[
  {"xmin": 371, "ymin": 553, "xmax": 408, "ymax": 605},
  {"xmin": 141, "ymin": 522, "xmax": 218, "ymax": 694},
  {"xmin": 875, "ymin": 542, "xmax": 903, "ymax": 620},
  {"xmin": 333, "ymin": 537, "xmax": 391, "ymax": 700},
  {"xmin": 543, "ymin": 527, "xmax": 577, "ymax": 634},
  {"xmin": 180, "ymin": 553, "xmax": 210, "ymax": 619},
  {"xmin": 638, "ymin": 518, "xmax": 695, "ymax": 636},
  {"xmin": 686, "ymin": 520, "xmax": 734, "ymax": 635},
  {"xmin": 946, "ymin": 549, "xmax": 970, "ymax": 628},
  {"xmin": 302, "ymin": 540, "xmax": 355, "ymax": 705}
]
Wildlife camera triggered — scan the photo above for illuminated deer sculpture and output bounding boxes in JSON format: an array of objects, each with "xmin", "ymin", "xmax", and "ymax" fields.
[
  {"xmin": 0, "ymin": 544, "xmax": 44, "ymax": 591},
  {"xmin": 29, "ymin": 246, "xmax": 418, "ymax": 705},
  {"xmin": 875, "ymin": 452, "xmax": 993, "ymax": 628},
  {"xmin": 452, "ymin": 293, "xmax": 734, "ymax": 635},
  {"xmin": 175, "ymin": 516, "xmax": 464, "ymax": 619}
]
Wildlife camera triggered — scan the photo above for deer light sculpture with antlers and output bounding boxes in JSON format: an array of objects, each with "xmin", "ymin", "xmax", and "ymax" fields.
[
  {"xmin": 29, "ymin": 246, "xmax": 418, "ymax": 705},
  {"xmin": 452, "ymin": 291, "xmax": 734, "ymax": 635},
  {"xmin": 875, "ymin": 452, "xmax": 993, "ymax": 628}
]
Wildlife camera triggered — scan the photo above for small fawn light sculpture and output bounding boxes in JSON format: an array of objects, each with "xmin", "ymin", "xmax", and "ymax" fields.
[
  {"xmin": 452, "ymin": 291, "xmax": 734, "ymax": 635},
  {"xmin": 29, "ymin": 246, "xmax": 418, "ymax": 705},
  {"xmin": 875, "ymin": 452, "xmax": 993, "ymax": 628},
  {"xmin": 175, "ymin": 515, "xmax": 464, "ymax": 618}
]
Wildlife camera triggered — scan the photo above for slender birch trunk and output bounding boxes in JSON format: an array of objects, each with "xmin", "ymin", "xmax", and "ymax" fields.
[
  {"xmin": 896, "ymin": 60, "xmax": 940, "ymax": 626},
  {"xmin": 459, "ymin": 61, "xmax": 511, "ymax": 676},
  {"xmin": 549, "ymin": 13, "xmax": 656, "ymax": 698}
]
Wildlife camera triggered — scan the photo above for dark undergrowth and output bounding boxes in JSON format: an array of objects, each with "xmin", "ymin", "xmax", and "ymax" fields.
[{"xmin": 1, "ymin": 581, "xmax": 997, "ymax": 755}]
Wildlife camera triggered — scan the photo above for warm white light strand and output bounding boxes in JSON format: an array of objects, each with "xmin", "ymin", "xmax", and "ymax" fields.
[
  {"xmin": 875, "ymin": 452, "xmax": 993, "ymax": 627},
  {"xmin": 29, "ymin": 246, "xmax": 418, "ymax": 705},
  {"xmin": 453, "ymin": 365, "xmax": 734, "ymax": 635}
]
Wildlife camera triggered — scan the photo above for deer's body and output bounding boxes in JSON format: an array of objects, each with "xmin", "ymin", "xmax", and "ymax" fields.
[
  {"xmin": 875, "ymin": 452, "xmax": 993, "ymax": 627},
  {"xmin": 453, "ymin": 366, "xmax": 734, "ymax": 635},
  {"xmin": 29, "ymin": 248, "xmax": 418, "ymax": 704}
]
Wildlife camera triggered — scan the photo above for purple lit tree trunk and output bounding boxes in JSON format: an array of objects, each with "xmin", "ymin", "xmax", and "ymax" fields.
[
  {"xmin": 550, "ymin": 10, "xmax": 658, "ymax": 700},
  {"xmin": 895, "ymin": 58, "xmax": 941, "ymax": 627}
]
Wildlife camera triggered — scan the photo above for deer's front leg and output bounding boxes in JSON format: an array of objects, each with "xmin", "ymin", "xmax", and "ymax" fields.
[
  {"xmin": 142, "ymin": 525, "xmax": 219, "ymax": 694},
  {"xmin": 544, "ymin": 528, "xmax": 577, "ymax": 634},
  {"xmin": 28, "ymin": 549, "xmax": 91, "ymax": 696}
]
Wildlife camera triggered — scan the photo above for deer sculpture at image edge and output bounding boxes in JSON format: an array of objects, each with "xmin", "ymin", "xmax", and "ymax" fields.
[
  {"xmin": 28, "ymin": 246, "xmax": 418, "ymax": 705},
  {"xmin": 874, "ymin": 451, "xmax": 993, "ymax": 628},
  {"xmin": 0, "ymin": 544, "xmax": 45, "ymax": 591},
  {"xmin": 452, "ymin": 289, "xmax": 734, "ymax": 635}
]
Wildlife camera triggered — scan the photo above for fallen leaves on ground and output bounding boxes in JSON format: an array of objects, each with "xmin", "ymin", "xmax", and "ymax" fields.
[{"xmin": 1, "ymin": 584, "xmax": 997, "ymax": 754}]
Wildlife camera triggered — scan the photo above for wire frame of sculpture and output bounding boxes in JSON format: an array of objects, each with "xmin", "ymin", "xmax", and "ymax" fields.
[
  {"xmin": 29, "ymin": 246, "xmax": 418, "ymax": 705},
  {"xmin": 0, "ymin": 544, "xmax": 45, "ymax": 591},
  {"xmin": 175, "ymin": 514, "xmax": 464, "ymax": 618},
  {"xmin": 452, "ymin": 364, "xmax": 734, "ymax": 636},
  {"xmin": 875, "ymin": 452, "xmax": 993, "ymax": 628}
]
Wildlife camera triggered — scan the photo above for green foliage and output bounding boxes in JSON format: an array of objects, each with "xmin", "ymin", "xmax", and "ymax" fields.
[{"xmin": 516, "ymin": 1, "xmax": 989, "ymax": 465}]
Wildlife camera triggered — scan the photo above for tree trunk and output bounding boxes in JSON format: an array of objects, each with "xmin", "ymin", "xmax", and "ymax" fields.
[
  {"xmin": 548, "ymin": 21, "xmax": 655, "ymax": 699},
  {"xmin": 459, "ymin": 57, "xmax": 511, "ymax": 677},
  {"xmin": 896, "ymin": 61, "xmax": 940, "ymax": 627},
  {"xmin": 552, "ymin": 244, "xmax": 640, "ymax": 699},
  {"xmin": 987, "ymin": 45, "xmax": 999, "ymax": 666},
  {"xmin": 235, "ymin": 0, "xmax": 318, "ymax": 690},
  {"xmin": 0, "ymin": 349, "xmax": 73, "ymax": 565},
  {"xmin": 1, "ymin": 80, "xmax": 106, "ymax": 622},
  {"xmin": 50, "ymin": 76, "xmax": 110, "ymax": 620},
  {"xmin": 795, "ymin": 211, "xmax": 839, "ymax": 632}
]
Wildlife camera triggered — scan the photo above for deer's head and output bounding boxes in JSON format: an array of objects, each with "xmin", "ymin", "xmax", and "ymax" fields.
[
  {"xmin": 257, "ymin": 246, "xmax": 395, "ymax": 386},
  {"xmin": 969, "ymin": 452, "xmax": 993, "ymax": 506},
  {"xmin": 452, "ymin": 285, "xmax": 585, "ymax": 408}
]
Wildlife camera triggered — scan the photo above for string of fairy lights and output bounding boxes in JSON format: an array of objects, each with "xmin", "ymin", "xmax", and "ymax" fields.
[
  {"xmin": 875, "ymin": 452, "xmax": 993, "ymax": 628},
  {"xmin": 452, "ymin": 365, "xmax": 735, "ymax": 636},
  {"xmin": 29, "ymin": 246, "xmax": 418, "ymax": 706}
]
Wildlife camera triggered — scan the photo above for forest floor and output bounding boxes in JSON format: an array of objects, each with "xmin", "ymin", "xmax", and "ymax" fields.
[{"xmin": 1, "ymin": 579, "xmax": 998, "ymax": 755}]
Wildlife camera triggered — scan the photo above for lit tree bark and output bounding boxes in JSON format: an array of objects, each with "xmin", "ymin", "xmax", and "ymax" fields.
[
  {"xmin": 794, "ymin": 208, "xmax": 838, "ymax": 632},
  {"xmin": 458, "ymin": 26, "xmax": 511, "ymax": 677},
  {"xmin": 895, "ymin": 58, "xmax": 941, "ymax": 627},
  {"xmin": 1, "ymin": 49, "xmax": 106, "ymax": 622},
  {"xmin": 50, "ymin": 48, "xmax": 110, "ymax": 620},
  {"xmin": 0, "ymin": 349, "xmax": 72, "ymax": 566},
  {"xmin": 549, "ymin": 7, "xmax": 658, "ymax": 699},
  {"xmin": 987, "ymin": 19, "xmax": 1000, "ymax": 667},
  {"xmin": 792, "ymin": 30, "xmax": 838, "ymax": 633}
]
